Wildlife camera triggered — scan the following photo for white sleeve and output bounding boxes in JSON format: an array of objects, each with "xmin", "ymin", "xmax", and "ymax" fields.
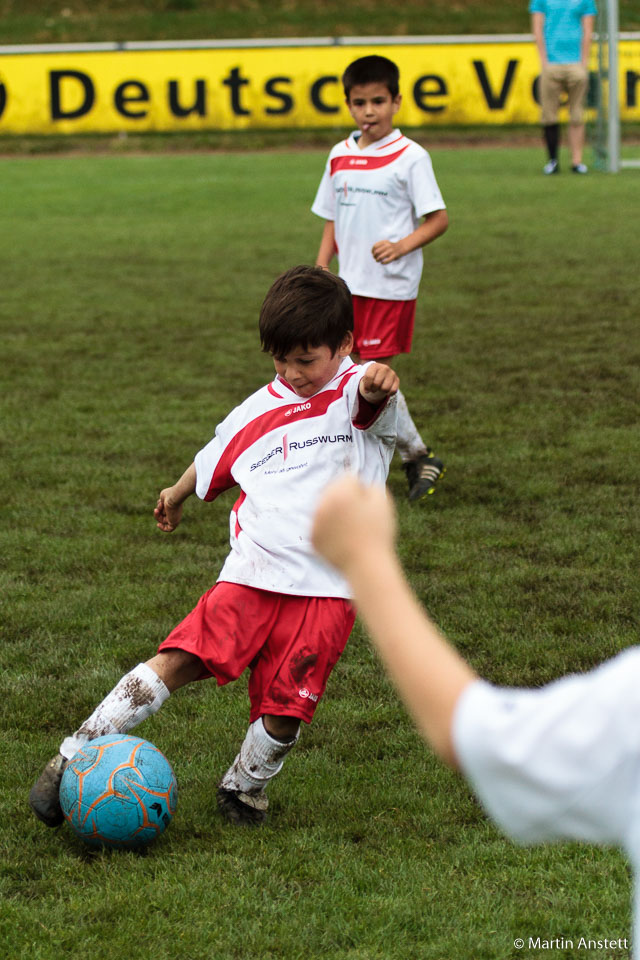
[
  {"xmin": 407, "ymin": 151, "xmax": 446, "ymax": 218},
  {"xmin": 311, "ymin": 160, "xmax": 336, "ymax": 221},
  {"xmin": 194, "ymin": 406, "xmax": 242, "ymax": 501},
  {"xmin": 453, "ymin": 650, "xmax": 640, "ymax": 847}
]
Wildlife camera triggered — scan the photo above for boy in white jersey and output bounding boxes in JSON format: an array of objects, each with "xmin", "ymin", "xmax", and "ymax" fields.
[
  {"xmin": 313, "ymin": 476, "xmax": 639, "ymax": 951},
  {"xmin": 29, "ymin": 266, "xmax": 399, "ymax": 829},
  {"xmin": 312, "ymin": 55, "xmax": 449, "ymax": 502}
]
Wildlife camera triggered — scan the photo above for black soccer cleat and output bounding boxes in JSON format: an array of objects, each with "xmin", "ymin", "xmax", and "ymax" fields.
[
  {"xmin": 29, "ymin": 754, "xmax": 68, "ymax": 827},
  {"xmin": 216, "ymin": 786, "xmax": 268, "ymax": 826},
  {"xmin": 403, "ymin": 451, "xmax": 445, "ymax": 501}
]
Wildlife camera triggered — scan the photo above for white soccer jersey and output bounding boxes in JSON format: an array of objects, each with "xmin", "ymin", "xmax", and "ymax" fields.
[
  {"xmin": 194, "ymin": 358, "xmax": 397, "ymax": 599},
  {"xmin": 311, "ymin": 129, "xmax": 446, "ymax": 301},
  {"xmin": 453, "ymin": 648, "xmax": 640, "ymax": 952}
]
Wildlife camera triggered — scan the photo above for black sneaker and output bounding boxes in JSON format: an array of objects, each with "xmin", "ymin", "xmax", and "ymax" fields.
[
  {"xmin": 217, "ymin": 786, "xmax": 268, "ymax": 826},
  {"xmin": 29, "ymin": 754, "xmax": 68, "ymax": 827},
  {"xmin": 403, "ymin": 451, "xmax": 445, "ymax": 501}
]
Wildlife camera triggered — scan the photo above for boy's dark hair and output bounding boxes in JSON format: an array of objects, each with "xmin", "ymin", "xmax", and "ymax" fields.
[
  {"xmin": 259, "ymin": 265, "xmax": 353, "ymax": 359},
  {"xmin": 342, "ymin": 55, "xmax": 400, "ymax": 100}
]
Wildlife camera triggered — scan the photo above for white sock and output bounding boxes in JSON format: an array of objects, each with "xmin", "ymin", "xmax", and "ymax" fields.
[
  {"xmin": 59, "ymin": 663, "xmax": 170, "ymax": 760},
  {"xmin": 395, "ymin": 389, "xmax": 428, "ymax": 463},
  {"xmin": 219, "ymin": 717, "xmax": 300, "ymax": 795}
]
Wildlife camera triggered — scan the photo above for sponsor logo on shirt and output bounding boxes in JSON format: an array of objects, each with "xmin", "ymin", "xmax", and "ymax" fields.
[
  {"xmin": 298, "ymin": 687, "xmax": 318, "ymax": 702},
  {"xmin": 249, "ymin": 433, "xmax": 353, "ymax": 471}
]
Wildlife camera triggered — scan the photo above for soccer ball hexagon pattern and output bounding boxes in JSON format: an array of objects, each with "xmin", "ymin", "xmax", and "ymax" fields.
[{"xmin": 60, "ymin": 734, "xmax": 178, "ymax": 849}]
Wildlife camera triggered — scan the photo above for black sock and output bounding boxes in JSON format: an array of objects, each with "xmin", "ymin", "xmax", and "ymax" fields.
[{"xmin": 543, "ymin": 124, "xmax": 559, "ymax": 161}]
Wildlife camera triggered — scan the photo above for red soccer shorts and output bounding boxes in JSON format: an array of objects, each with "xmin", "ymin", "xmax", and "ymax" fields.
[
  {"xmin": 158, "ymin": 581, "xmax": 356, "ymax": 724},
  {"xmin": 352, "ymin": 295, "xmax": 416, "ymax": 360}
]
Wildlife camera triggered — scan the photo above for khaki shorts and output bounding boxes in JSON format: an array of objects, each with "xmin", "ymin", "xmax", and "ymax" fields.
[{"xmin": 540, "ymin": 62, "xmax": 589, "ymax": 125}]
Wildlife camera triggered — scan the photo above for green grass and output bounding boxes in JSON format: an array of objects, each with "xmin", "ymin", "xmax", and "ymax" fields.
[
  {"xmin": 1, "ymin": 0, "xmax": 638, "ymax": 44},
  {"xmin": 1, "ymin": 147, "xmax": 638, "ymax": 959}
]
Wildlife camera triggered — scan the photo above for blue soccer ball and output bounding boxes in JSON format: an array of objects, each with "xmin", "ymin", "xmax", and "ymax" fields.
[{"xmin": 59, "ymin": 734, "xmax": 178, "ymax": 849}]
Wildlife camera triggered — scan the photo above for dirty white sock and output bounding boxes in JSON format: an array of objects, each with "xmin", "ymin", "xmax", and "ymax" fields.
[
  {"xmin": 59, "ymin": 662, "xmax": 170, "ymax": 760},
  {"xmin": 219, "ymin": 717, "xmax": 300, "ymax": 794},
  {"xmin": 395, "ymin": 389, "xmax": 428, "ymax": 462}
]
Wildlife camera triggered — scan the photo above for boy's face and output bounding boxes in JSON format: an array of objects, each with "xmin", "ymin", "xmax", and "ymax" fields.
[
  {"xmin": 346, "ymin": 82, "xmax": 401, "ymax": 147},
  {"xmin": 272, "ymin": 334, "xmax": 354, "ymax": 398}
]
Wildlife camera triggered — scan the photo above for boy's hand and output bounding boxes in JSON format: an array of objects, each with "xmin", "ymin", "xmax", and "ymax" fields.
[
  {"xmin": 359, "ymin": 362, "xmax": 399, "ymax": 404},
  {"xmin": 154, "ymin": 488, "xmax": 184, "ymax": 533},
  {"xmin": 312, "ymin": 476, "xmax": 396, "ymax": 573},
  {"xmin": 372, "ymin": 239, "xmax": 406, "ymax": 264}
]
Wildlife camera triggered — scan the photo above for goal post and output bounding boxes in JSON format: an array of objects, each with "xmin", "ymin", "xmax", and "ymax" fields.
[{"xmin": 592, "ymin": 0, "xmax": 640, "ymax": 171}]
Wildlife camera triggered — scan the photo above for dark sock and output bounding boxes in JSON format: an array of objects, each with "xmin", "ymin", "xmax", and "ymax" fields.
[{"xmin": 543, "ymin": 124, "xmax": 560, "ymax": 161}]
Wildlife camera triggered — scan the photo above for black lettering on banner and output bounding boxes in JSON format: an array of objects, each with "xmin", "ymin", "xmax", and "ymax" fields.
[
  {"xmin": 168, "ymin": 79, "xmax": 206, "ymax": 117},
  {"xmin": 310, "ymin": 76, "xmax": 339, "ymax": 114},
  {"xmin": 264, "ymin": 76, "xmax": 294, "ymax": 115},
  {"xmin": 532, "ymin": 75, "xmax": 540, "ymax": 105},
  {"xmin": 627, "ymin": 70, "xmax": 640, "ymax": 107},
  {"xmin": 413, "ymin": 74, "xmax": 448, "ymax": 113},
  {"xmin": 222, "ymin": 66, "xmax": 251, "ymax": 116},
  {"xmin": 0, "ymin": 81, "xmax": 6, "ymax": 120},
  {"xmin": 114, "ymin": 80, "xmax": 150, "ymax": 118},
  {"xmin": 50, "ymin": 69, "xmax": 95, "ymax": 120},
  {"xmin": 473, "ymin": 59, "xmax": 518, "ymax": 109}
]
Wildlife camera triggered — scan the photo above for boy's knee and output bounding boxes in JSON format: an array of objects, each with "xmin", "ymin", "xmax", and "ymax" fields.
[
  {"xmin": 145, "ymin": 650, "xmax": 203, "ymax": 692},
  {"xmin": 263, "ymin": 714, "xmax": 301, "ymax": 742}
]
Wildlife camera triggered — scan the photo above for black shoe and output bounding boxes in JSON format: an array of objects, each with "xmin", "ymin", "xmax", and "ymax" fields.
[
  {"xmin": 217, "ymin": 786, "xmax": 268, "ymax": 826},
  {"xmin": 403, "ymin": 451, "xmax": 445, "ymax": 501},
  {"xmin": 29, "ymin": 754, "xmax": 68, "ymax": 826}
]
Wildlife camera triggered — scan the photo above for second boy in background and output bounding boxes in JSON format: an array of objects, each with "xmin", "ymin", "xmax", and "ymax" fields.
[{"xmin": 312, "ymin": 55, "xmax": 449, "ymax": 502}]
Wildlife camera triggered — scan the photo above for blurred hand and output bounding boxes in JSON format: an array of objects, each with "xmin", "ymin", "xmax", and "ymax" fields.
[{"xmin": 312, "ymin": 476, "xmax": 396, "ymax": 573}]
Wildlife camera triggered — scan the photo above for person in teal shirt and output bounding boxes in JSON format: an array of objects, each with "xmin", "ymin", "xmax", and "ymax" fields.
[{"xmin": 529, "ymin": 0, "xmax": 597, "ymax": 174}]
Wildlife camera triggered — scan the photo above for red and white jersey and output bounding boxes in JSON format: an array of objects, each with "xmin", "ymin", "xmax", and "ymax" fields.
[
  {"xmin": 194, "ymin": 358, "xmax": 397, "ymax": 599},
  {"xmin": 312, "ymin": 129, "xmax": 446, "ymax": 301}
]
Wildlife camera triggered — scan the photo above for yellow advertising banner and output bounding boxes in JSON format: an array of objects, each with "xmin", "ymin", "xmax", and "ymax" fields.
[{"xmin": 0, "ymin": 38, "xmax": 639, "ymax": 134}]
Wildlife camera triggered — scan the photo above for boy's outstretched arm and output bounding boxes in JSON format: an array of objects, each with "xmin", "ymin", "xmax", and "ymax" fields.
[
  {"xmin": 316, "ymin": 220, "xmax": 337, "ymax": 269},
  {"xmin": 154, "ymin": 462, "xmax": 197, "ymax": 533},
  {"xmin": 372, "ymin": 208, "xmax": 449, "ymax": 265},
  {"xmin": 311, "ymin": 476, "xmax": 476, "ymax": 767}
]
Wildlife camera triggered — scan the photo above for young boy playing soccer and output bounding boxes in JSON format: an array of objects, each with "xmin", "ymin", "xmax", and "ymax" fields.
[
  {"xmin": 29, "ymin": 266, "xmax": 399, "ymax": 829},
  {"xmin": 312, "ymin": 55, "xmax": 449, "ymax": 502}
]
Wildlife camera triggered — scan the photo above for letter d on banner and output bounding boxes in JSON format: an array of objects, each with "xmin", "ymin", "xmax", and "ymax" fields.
[
  {"xmin": 50, "ymin": 70, "xmax": 95, "ymax": 120},
  {"xmin": 0, "ymin": 80, "xmax": 7, "ymax": 119}
]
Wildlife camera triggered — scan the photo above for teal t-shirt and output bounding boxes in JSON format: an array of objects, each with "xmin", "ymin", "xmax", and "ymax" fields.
[{"xmin": 529, "ymin": 0, "xmax": 597, "ymax": 63}]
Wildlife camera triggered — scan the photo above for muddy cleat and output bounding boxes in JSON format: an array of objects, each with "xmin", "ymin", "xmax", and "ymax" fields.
[
  {"xmin": 217, "ymin": 785, "xmax": 268, "ymax": 826},
  {"xmin": 403, "ymin": 451, "xmax": 445, "ymax": 501},
  {"xmin": 29, "ymin": 754, "xmax": 68, "ymax": 827}
]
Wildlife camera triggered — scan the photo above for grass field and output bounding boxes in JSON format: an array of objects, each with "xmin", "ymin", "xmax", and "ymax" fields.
[
  {"xmin": 1, "ymin": 144, "xmax": 638, "ymax": 959},
  {"xmin": 2, "ymin": 0, "xmax": 639, "ymax": 44}
]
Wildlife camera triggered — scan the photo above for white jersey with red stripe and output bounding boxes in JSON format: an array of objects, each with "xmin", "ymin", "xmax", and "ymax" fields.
[
  {"xmin": 311, "ymin": 129, "xmax": 446, "ymax": 301},
  {"xmin": 194, "ymin": 358, "xmax": 397, "ymax": 599}
]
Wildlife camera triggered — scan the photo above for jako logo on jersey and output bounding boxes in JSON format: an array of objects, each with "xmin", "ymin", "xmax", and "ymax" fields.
[
  {"xmin": 284, "ymin": 402, "xmax": 311, "ymax": 417},
  {"xmin": 298, "ymin": 687, "xmax": 318, "ymax": 702}
]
